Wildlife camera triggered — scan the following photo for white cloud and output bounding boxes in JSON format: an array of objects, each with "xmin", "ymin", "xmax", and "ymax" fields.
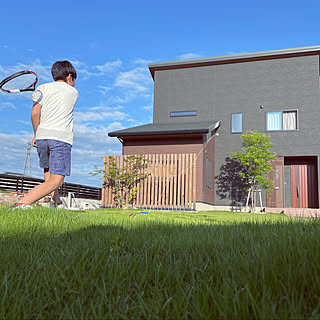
[
  {"xmin": 133, "ymin": 58, "xmax": 153, "ymax": 65},
  {"xmin": 0, "ymin": 102, "xmax": 16, "ymax": 109},
  {"xmin": 69, "ymin": 59, "xmax": 95, "ymax": 80},
  {"xmin": 0, "ymin": 60, "xmax": 51, "ymax": 83},
  {"xmin": 0, "ymin": 132, "xmax": 40, "ymax": 176},
  {"xmin": 17, "ymin": 120, "xmax": 30, "ymax": 125},
  {"xmin": 114, "ymin": 66, "xmax": 153, "ymax": 93},
  {"xmin": 28, "ymin": 60, "xmax": 52, "ymax": 82},
  {"xmin": 176, "ymin": 53, "xmax": 203, "ymax": 60},
  {"xmin": 74, "ymin": 124, "xmax": 114, "ymax": 142},
  {"xmin": 71, "ymin": 121, "xmax": 123, "ymax": 183},
  {"xmin": 89, "ymin": 105, "xmax": 123, "ymax": 111},
  {"xmin": 106, "ymin": 121, "xmax": 124, "ymax": 132},
  {"xmin": 98, "ymin": 85, "xmax": 112, "ymax": 95},
  {"xmin": 141, "ymin": 105, "xmax": 152, "ymax": 110},
  {"xmin": 96, "ymin": 60, "xmax": 122, "ymax": 73},
  {"xmin": 74, "ymin": 110, "xmax": 128, "ymax": 123},
  {"xmin": 73, "ymin": 121, "xmax": 124, "ymax": 149}
]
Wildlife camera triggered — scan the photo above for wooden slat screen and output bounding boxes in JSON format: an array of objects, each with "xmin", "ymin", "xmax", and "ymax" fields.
[{"xmin": 102, "ymin": 153, "xmax": 197, "ymax": 210}]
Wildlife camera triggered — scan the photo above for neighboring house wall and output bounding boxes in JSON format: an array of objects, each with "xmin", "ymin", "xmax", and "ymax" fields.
[
  {"xmin": 153, "ymin": 55, "xmax": 320, "ymax": 206},
  {"xmin": 122, "ymin": 134, "xmax": 213, "ymax": 203}
]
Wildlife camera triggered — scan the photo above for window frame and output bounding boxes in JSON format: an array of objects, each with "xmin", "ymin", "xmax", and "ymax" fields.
[
  {"xmin": 231, "ymin": 112, "xmax": 243, "ymax": 134},
  {"xmin": 170, "ymin": 110, "xmax": 197, "ymax": 117},
  {"xmin": 266, "ymin": 109, "xmax": 299, "ymax": 132}
]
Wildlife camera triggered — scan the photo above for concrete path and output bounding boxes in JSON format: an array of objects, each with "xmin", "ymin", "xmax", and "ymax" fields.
[{"xmin": 266, "ymin": 207, "xmax": 320, "ymax": 218}]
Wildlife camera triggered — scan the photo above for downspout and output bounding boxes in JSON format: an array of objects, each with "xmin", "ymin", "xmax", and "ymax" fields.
[{"xmin": 117, "ymin": 137, "xmax": 124, "ymax": 155}]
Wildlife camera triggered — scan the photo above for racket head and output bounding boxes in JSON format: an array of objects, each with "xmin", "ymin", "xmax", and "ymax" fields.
[{"xmin": 0, "ymin": 70, "xmax": 38, "ymax": 93}]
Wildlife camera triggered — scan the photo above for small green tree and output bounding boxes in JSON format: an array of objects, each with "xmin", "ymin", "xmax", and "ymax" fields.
[
  {"xmin": 91, "ymin": 155, "xmax": 150, "ymax": 208},
  {"xmin": 231, "ymin": 130, "xmax": 277, "ymax": 212}
]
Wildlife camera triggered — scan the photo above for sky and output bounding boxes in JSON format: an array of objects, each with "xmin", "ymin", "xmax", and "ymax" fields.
[{"xmin": 0, "ymin": 0, "xmax": 319, "ymax": 187}]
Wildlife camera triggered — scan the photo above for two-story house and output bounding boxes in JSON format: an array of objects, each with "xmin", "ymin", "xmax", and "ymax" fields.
[{"xmin": 109, "ymin": 46, "xmax": 320, "ymax": 210}]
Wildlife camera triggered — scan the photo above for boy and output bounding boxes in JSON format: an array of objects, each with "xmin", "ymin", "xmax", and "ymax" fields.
[{"xmin": 15, "ymin": 60, "xmax": 79, "ymax": 208}]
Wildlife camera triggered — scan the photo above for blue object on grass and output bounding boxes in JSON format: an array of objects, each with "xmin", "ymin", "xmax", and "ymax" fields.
[{"xmin": 140, "ymin": 211, "xmax": 149, "ymax": 214}]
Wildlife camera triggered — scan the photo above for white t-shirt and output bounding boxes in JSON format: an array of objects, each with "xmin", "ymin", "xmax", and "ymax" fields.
[{"xmin": 32, "ymin": 81, "xmax": 79, "ymax": 145}]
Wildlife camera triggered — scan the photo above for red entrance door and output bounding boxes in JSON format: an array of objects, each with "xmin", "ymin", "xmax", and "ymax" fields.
[{"xmin": 290, "ymin": 163, "xmax": 318, "ymax": 208}]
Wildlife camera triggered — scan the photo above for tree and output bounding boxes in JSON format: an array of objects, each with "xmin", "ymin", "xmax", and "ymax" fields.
[
  {"xmin": 231, "ymin": 130, "xmax": 277, "ymax": 212},
  {"xmin": 91, "ymin": 155, "xmax": 150, "ymax": 208}
]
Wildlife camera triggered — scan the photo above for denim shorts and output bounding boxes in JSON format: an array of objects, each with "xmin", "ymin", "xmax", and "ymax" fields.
[{"xmin": 36, "ymin": 139, "xmax": 72, "ymax": 176}]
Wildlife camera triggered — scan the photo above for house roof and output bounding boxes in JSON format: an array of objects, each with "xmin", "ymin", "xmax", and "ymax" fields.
[
  {"xmin": 108, "ymin": 121, "xmax": 221, "ymax": 138},
  {"xmin": 148, "ymin": 45, "xmax": 320, "ymax": 79}
]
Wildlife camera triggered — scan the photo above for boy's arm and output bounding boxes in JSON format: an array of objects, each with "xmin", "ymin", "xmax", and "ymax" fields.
[{"xmin": 31, "ymin": 102, "xmax": 41, "ymax": 147}]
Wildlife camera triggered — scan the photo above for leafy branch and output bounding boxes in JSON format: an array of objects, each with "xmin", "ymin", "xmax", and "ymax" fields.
[{"xmin": 91, "ymin": 155, "xmax": 150, "ymax": 208}]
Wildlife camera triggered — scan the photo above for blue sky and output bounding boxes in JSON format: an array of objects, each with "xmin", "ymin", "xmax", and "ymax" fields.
[{"xmin": 0, "ymin": 0, "xmax": 319, "ymax": 187}]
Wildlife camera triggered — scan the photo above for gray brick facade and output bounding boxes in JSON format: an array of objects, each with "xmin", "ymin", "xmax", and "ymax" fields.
[{"xmin": 151, "ymin": 54, "xmax": 320, "ymax": 206}]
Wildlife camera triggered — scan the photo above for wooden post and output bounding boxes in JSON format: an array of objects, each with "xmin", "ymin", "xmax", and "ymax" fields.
[
  {"xmin": 154, "ymin": 154, "xmax": 159, "ymax": 209},
  {"xmin": 187, "ymin": 154, "xmax": 192, "ymax": 209},
  {"xmin": 158, "ymin": 154, "xmax": 163, "ymax": 208},
  {"xmin": 173, "ymin": 154, "xmax": 177, "ymax": 209},
  {"xmin": 169, "ymin": 154, "xmax": 173, "ymax": 210},
  {"xmin": 134, "ymin": 154, "xmax": 139, "ymax": 208},
  {"xmin": 102, "ymin": 156, "xmax": 107, "ymax": 207},
  {"xmin": 177, "ymin": 154, "xmax": 182, "ymax": 210},
  {"xmin": 192, "ymin": 153, "xmax": 197, "ymax": 210},
  {"xmin": 151, "ymin": 154, "xmax": 155, "ymax": 209},
  {"xmin": 181, "ymin": 154, "xmax": 185, "ymax": 210},
  {"xmin": 143, "ymin": 155, "xmax": 148, "ymax": 208},
  {"xmin": 185, "ymin": 153, "xmax": 189, "ymax": 209}
]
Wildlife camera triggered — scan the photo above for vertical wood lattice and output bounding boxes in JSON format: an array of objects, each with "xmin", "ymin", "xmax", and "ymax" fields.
[{"xmin": 102, "ymin": 153, "xmax": 197, "ymax": 210}]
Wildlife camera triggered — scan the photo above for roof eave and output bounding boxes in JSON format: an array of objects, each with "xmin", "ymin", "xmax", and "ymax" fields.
[
  {"xmin": 148, "ymin": 46, "xmax": 320, "ymax": 79},
  {"xmin": 108, "ymin": 128, "xmax": 210, "ymax": 138}
]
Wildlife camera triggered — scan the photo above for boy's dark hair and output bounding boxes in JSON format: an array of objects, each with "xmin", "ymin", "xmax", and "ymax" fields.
[{"xmin": 51, "ymin": 60, "xmax": 77, "ymax": 82}]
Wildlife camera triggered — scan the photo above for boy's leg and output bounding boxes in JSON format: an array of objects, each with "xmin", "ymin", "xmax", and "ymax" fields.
[
  {"xmin": 44, "ymin": 168, "xmax": 62, "ymax": 204},
  {"xmin": 18, "ymin": 139, "xmax": 71, "ymax": 206},
  {"xmin": 19, "ymin": 174, "xmax": 64, "ymax": 205}
]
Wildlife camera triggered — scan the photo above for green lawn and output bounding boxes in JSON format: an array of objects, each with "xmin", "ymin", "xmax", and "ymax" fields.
[{"xmin": 0, "ymin": 206, "xmax": 319, "ymax": 319}]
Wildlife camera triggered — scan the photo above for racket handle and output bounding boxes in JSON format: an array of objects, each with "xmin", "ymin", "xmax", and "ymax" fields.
[{"xmin": 8, "ymin": 89, "xmax": 21, "ymax": 93}]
